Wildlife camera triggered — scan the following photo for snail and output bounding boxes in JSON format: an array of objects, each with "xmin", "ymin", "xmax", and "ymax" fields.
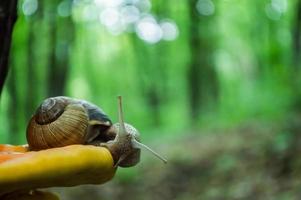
[{"xmin": 26, "ymin": 96, "xmax": 167, "ymax": 167}]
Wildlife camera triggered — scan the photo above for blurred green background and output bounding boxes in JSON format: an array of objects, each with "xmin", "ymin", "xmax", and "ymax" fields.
[{"xmin": 2, "ymin": 0, "xmax": 301, "ymax": 199}]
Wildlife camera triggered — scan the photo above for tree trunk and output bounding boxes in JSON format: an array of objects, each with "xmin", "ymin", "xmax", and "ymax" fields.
[
  {"xmin": 47, "ymin": 9, "xmax": 59, "ymax": 97},
  {"xmin": 291, "ymin": 0, "xmax": 301, "ymax": 111},
  {"xmin": 293, "ymin": 0, "xmax": 301, "ymax": 70},
  {"xmin": 131, "ymin": 36, "xmax": 162, "ymax": 127},
  {"xmin": 47, "ymin": 0, "xmax": 74, "ymax": 97},
  {"xmin": 187, "ymin": 0, "xmax": 218, "ymax": 123},
  {"xmin": 7, "ymin": 65, "xmax": 18, "ymax": 143},
  {"xmin": 25, "ymin": 17, "xmax": 37, "ymax": 119},
  {"xmin": 25, "ymin": 0, "xmax": 44, "ymax": 119},
  {"xmin": 0, "ymin": 0, "xmax": 18, "ymax": 96}
]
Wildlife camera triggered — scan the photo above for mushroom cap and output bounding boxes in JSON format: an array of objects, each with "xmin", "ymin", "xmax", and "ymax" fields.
[{"xmin": 0, "ymin": 145, "xmax": 116, "ymax": 196}]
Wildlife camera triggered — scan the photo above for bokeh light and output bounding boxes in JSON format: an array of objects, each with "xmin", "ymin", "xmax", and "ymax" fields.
[
  {"xmin": 94, "ymin": 0, "xmax": 123, "ymax": 8},
  {"xmin": 265, "ymin": 0, "xmax": 287, "ymax": 20},
  {"xmin": 57, "ymin": 0, "xmax": 72, "ymax": 17},
  {"xmin": 82, "ymin": 4, "xmax": 98, "ymax": 22},
  {"xmin": 100, "ymin": 8, "xmax": 120, "ymax": 27},
  {"xmin": 196, "ymin": 0, "xmax": 215, "ymax": 16},
  {"xmin": 22, "ymin": 0, "xmax": 38, "ymax": 16},
  {"xmin": 271, "ymin": 0, "xmax": 287, "ymax": 13},
  {"xmin": 265, "ymin": 3, "xmax": 282, "ymax": 21},
  {"xmin": 160, "ymin": 20, "xmax": 179, "ymax": 41},
  {"xmin": 135, "ymin": 16, "xmax": 163, "ymax": 44},
  {"xmin": 71, "ymin": 0, "xmax": 179, "ymax": 43},
  {"xmin": 134, "ymin": 0, "xmax": 151, "ymax": 12},
  {"xmin": 120, "ymin": 5, "xmax": 140, "ymax": 25}
]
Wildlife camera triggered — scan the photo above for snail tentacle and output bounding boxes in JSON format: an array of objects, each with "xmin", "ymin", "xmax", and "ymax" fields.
[
  {"xmin": 100, "ymin": 96, "xmax": 166, "ymax": 167},
  {"xmin": 131, "ymin": 139, "xmax": 167, "ymax": 164}
]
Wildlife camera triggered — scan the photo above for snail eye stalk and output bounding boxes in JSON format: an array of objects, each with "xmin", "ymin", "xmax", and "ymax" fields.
[
  {"xmin": 117, "ymin": 96, "xmax": 127, "ymax": 139},
  {"xmin": 117, "ymin": 96, "xmax": 167, "ymax": 164}
]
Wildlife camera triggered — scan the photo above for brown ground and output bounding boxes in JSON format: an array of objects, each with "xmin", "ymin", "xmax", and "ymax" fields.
[{"xmin": 50, "ymin": 116, "xmax": 301, "ymax": 200}]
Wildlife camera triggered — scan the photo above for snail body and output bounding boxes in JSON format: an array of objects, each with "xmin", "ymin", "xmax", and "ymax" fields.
[{"xmin": 26, "ymin": 96, "xmax": 167, "ymax": 168}]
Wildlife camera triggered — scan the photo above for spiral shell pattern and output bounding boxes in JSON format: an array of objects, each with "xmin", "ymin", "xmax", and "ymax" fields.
[{"xmin": 27, "ymin": 100, "xmax": 89, "ymax": 151}]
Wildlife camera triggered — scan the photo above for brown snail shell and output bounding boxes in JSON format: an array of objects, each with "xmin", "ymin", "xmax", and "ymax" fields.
[{"xmin": 26, "ymin": 96, "xmax": 112, "ymax": 151}]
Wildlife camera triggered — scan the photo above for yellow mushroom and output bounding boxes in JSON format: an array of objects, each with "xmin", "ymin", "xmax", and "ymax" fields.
[{"xmin": 0, "ymin": 145, "xmax": 116, "ymax": 196}]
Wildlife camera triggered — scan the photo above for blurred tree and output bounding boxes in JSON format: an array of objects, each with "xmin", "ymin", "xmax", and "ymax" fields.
[
  {"xmin": 46, "ymin": 0, "xmax": 59, "ymax": 97},
  {"xmin": 291, "ymin": 0, "xmax": 301, "ymax": 110},
  {"xmin": 131, "ymin": 36, "xmax": 159, "ymax": 125},
  {"xmin": 293, "ymin": 0, "xmax": 301, "ymax": 70},
  {"xmin": 151, "ymin": 0, "xmax": 169, "ymax": 126},
  {"xmin": 25, "ymin": 1, "xmax": 39, "ymax": 120},
  {"xmin": 129, "ymin": 0, "xmax": 171, "ymax": 127},
  {"xmin": 7, "ymin": 65, "xmax": 18, "ymax": 143},
  {"xmin": 23, "ymin": 0, "xmax": 74, "ymax": 119},
  {"xmin": 47, "ymin": 0, "xmax": 74, "ymax": 97},
  {"xmin": 131, "ymin": 36, "xmax": 164, "ymax": 127},
  {"xmin": 0, "ymin": 0, "xmax": 18, "ymax": 96},
  {"xmin": 187, "ymin": 0, "xmax": 218, "ymax": 122}
]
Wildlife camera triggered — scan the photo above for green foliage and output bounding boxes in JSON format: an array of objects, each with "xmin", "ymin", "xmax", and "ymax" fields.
[{"xmin": 0, "ymin": 0, "xmax": 300, "ymax": 143}]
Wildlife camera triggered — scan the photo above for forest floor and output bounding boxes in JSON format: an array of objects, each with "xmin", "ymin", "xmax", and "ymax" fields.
[{"xmin": 51, "ymin": 115, "xmax": 301, "ymax": 200}]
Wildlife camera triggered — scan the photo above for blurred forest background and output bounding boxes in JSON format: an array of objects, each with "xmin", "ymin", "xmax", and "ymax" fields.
[{"xmin": 1, "ymin": 0, "xmax": 301, "ymax": 199}]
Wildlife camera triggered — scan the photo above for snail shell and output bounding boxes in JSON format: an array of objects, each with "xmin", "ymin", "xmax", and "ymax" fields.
[{"xmin": 26, "ymin": 97, "xmax": 112, "ymax": 151}]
